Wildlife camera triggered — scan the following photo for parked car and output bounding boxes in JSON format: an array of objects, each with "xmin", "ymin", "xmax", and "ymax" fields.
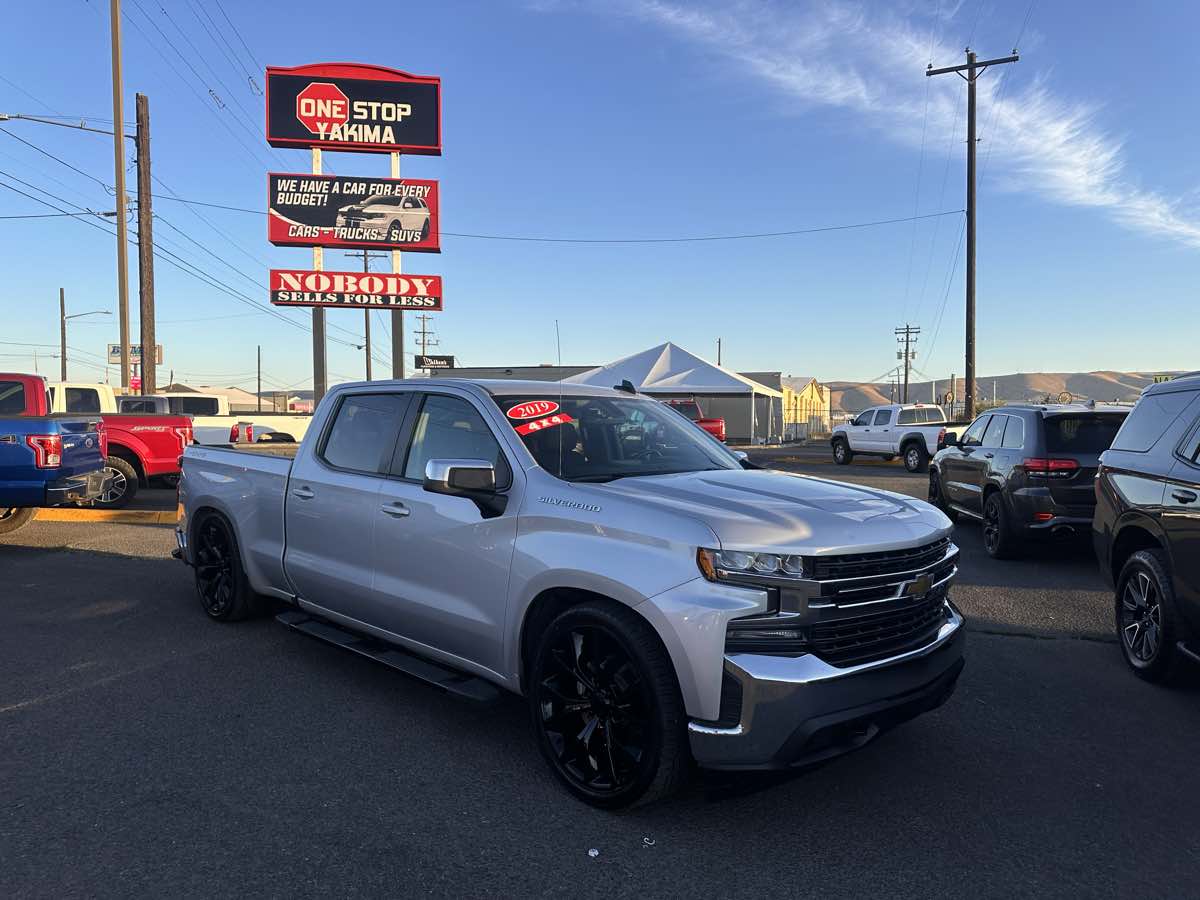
[
  {"xmin": 1094, "ymin": 374, "xmax": 1200, "ymax": 682},
  {"xmin": 0, "ymin": 375, "xmax": 110, "ymax": 534},
  {"xmin": 831, "ymin": 403, "xmax": 964, "ymax": 472},
  {"xmin": 36, "ymin": 377, "xmax": 193, "ymax": 507},
  {"xmin": 176, "ymin": 379, "xmax": 964, "ymax": 808},
  {"xmin": 336, "ymin": 194, "xmax": 431, "ymax": 240},
  {"xmin": 44, "ymin": 381, "xmax": 312, "ymax": 447},
  {"xmin": 929, "ymin": 403, "xmax": 1129, "ymax": 559},
  {"xmin": 661, "ymin": 398, "xmax": 726, "ymax": 442}
]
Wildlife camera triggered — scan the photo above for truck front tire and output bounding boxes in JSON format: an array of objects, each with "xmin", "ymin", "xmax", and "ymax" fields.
[
  {"xmin": 832, "ymin": 439, "xmax": 853, "ymax": 465},
  {"xmin": 528, "ymin": 601, "xmax": 689, "ymax": 808},
  {"xmin": 0, "ymin": 507, "xmax": 35, "ymax": 536}
]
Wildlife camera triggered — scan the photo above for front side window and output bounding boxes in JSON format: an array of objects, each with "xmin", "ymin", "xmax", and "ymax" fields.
[
  {"xmin": 981, "ymin": 415, "xmax": 1007, "ymax": 447},
  {"xmin": 321, "ymin": 393, "xmax": 407, "ymax": 474},
  {"xmin": 853, "ymin": 410, "xmax": 875, "ymax": 427},
  {"xmin": 65, "ymin": 388, "xmax": 101, "ymax": 413},
  {"xmin": 402, "ymin": 394, "xmax": 506, "ymax": 482},
  {"xmin": 962, "ymin": 415, "xmax": 991, "ymax": 447},
  {"xmin": 500, "ymin": 395, "xmax": 740, "ymax": 483}
]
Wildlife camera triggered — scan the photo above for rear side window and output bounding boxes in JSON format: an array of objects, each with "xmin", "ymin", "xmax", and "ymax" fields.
[
  {"xmin": 1110, "ymin": 393, "xmax": 1192, "ymax": 453},
  {"xmin": 926, "ymin": 407, "xmax": 946, "ymax": 423},
  {"xmin": 981, "ymin": 415, "xmax": 1006, "ymax": 447},
  {"xmin": 401, "ymin": 394, "xmax": 505, "ymax": 481},
  {"xmin": 65, "ymin": 388, "xmax": 101, "ymax": 413},
  {"xmin": 1001, "ymin": 416, "xmax": 1025, "ymax": 450},
  {"xmin": 120, "ymin": 398, "xmax": 156, "ymax": 413},
  {"xmin": 897, "ymin": 409, "xmax": 917, "ymax": 425},
  {"xmin": 320, "ymin": 393, "xmax": 407, "ymax": 474},
  {"xmin": 874, "ymin": 409, "xmax": 893, "ymax": 425},
  {"xmin": 170, "ymin": 397, "xmax": 220, "ymax": 416},
  {"xmin": 1046, "ymin": 414, "xmax": 1128, "ymax": 454},
  {"xmin": 0, "ymin": 380, "xmax": 26, "ymax": 414}
]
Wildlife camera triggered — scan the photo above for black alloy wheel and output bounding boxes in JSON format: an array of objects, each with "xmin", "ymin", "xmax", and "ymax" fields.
[
  {"xmin": 530, "ymin": 603, "xmax": 687, "ymax": 808},
  {"xmin": 904, "ymin": 444, "xmax": 927, "ymax": 473},
  {"xmin": 928, "ymin": 470, "xmax": 958, "ymax": 523},
  {"xmin": 1121, "ymin": 568, "xmax": 1162, "ymax": 664},
  {"xmin": 193, "ymin": 515, "xmax": 257, "ymax": 621},
  {"xmin": 93, "ymin": 456, "xmax": 138, "ymax": 510},
  {"xmin": 833, "ymin": 440, "xmax": 851, "ymax": 465},
  {"xmin": 1115, "ymin": 549, "xmax": 1188, "ymax": 683},
  {"xmin": 982, "ymin": 493, "xmax": 1018, "ymax": 559}
]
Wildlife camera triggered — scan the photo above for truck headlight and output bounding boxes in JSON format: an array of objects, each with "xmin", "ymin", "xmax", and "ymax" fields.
[{"xmin": 697, "ymin": 548, "xmax": 808, "ymax": 582}]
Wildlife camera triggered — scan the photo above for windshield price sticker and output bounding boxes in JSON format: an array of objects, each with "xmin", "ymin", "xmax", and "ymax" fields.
[
  {"xmin": 507, "ymin": 400, "xmax": 560, "ymax": 420},
  {"xmin": 514, "ymin": 414, "xmax": 574, "ymax": 436}
]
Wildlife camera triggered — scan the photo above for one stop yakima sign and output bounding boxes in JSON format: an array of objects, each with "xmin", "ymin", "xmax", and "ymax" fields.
[{"xmin": 295, "ymin": 82, "xmax": 349, "ymax": 135}]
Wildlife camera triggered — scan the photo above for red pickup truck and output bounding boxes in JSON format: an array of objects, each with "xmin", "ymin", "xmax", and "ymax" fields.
[
  {"xmin": 3, "ymin": 373, "xmax": 192, "ymax": 509},
  {"xmin": 662, "ymin": 399, "xmax": 727, "ymax": 443}
]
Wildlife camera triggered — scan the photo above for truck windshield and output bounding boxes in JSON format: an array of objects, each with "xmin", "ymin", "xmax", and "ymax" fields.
[
  {"xmin": 499, "ymin": 395, "xmax": 741, "ymax": 482},
  {"xmin": 1044, "ymin": 413, "xmax": 1127, "ymax": 454}
]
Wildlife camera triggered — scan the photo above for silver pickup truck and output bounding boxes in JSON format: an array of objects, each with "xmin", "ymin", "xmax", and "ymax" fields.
[{"xmin": 176, "ymin": 379, "xmax": 964, "ymax": 807}]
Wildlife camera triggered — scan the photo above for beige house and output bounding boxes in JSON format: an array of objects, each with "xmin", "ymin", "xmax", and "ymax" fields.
[{"xmin": 741, "ymin": 374, "xmax": 831, "ymax": 438}]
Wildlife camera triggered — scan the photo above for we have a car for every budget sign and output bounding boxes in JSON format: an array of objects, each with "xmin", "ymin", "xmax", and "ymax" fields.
[
  {"xmin": 268, "ymin": 173, "xmax": 440, "ymax": 252},
  {"xmin": 265, "ymin": 61, "xmax": 445, "ymax": 324}
]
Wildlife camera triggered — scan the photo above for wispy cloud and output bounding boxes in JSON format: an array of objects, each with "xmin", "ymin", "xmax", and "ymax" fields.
[{"xmin": 554, "ymin": 0, "xmax": 1200, "ymax": 248}]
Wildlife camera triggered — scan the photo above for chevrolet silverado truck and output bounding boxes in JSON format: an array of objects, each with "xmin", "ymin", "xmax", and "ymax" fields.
[
  {"xmin": 176, "ymin": 379, "xmax": 964, "ymax": 807},
  {"xmin": 662, "ymin": 398, "xmax": 727, "ymax": 442},
  {"xmin": 23, "ymin": 376, "xmax": 193, "ymax": 508},
  {"xmin": 832, "ymin": 403, "xmax": 966, "ymax": 473},
  {"xmin": 0, "ymin": 375, "xmax": 110, "ymax": 535}
]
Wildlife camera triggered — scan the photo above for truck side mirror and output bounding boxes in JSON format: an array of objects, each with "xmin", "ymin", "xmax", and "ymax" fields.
[{"xmin": 424, "ymin": 459, "xmax": 497, "ymax": 495}]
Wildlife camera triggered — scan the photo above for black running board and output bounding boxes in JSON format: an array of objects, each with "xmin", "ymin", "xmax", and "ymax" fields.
[
  {"xmin": 275, "ymin": 609, "xmax": 503, "ymax": 704},
  {"xmin": 1178, "ymin": 641, "xmax": 1200, "ymax": 666}
]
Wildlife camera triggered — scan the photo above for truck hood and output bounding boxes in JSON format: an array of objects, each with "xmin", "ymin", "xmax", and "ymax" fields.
[{"xmin": 598, "ymin": 468, "xmax": 951, "ymax": 555}]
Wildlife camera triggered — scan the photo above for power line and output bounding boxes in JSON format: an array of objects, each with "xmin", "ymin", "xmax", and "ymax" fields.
[
  {"xmin": 1014, "ymin": 0, "xmax": 1037, "ymax": 51},
  {"xmin": 184, "ymin": 0, "xmax": 261, "ymax": 95},
  {"xmin": 0, "ymin": 74, "xmax": 62, "ymax": 115},
  {"xmin": 212, "ymin": 0, "xmax": 264, "ymax": 73},
  {"xmin": 0, "ymin": 126, "xmax": 113, "ymax": 190}
]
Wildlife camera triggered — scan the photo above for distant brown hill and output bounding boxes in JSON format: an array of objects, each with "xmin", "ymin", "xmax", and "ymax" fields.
[{"xmin": 827, "ymin": 371, "xmax": 1184, "ymax": 413}]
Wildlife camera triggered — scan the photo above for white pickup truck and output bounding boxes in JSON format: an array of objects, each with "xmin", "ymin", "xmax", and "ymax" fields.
[
  {"xmin": 176, "ymin": 378, "xmax": 964, "ymax": 807},
  {"xmin": 831, "ymin": 403, "xmax": 965, "ymax": 473}
]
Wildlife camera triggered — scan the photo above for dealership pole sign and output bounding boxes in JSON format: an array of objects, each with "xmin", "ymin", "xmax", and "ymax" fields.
[
  {"xmin": 415, "ymin": 355, "xmax": 455, "ymax": 369},
  {"xmin": 266, "ymin": 63, "xmax": 441, "ymax": 154},
  {"xmin": 270, "ymin": 270, "xmax": 442, "ymax": 310},
  {"xmin": 268, "ymin": 173, "xmax": 440, "ymax": 252}
]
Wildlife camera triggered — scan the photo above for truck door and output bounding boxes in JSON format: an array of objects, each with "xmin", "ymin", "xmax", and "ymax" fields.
[
  {"xmin": 372, "ymin": 391, "xmax": 520, "ymax": 674},
  {"xmin": 846, "ymin": 409, "xmax": 876, "ymax": 452},
  {"xmin": 869, "ymin": 408, "xmax": 894, "ymax": 453},
  {"xmin": 284, "ymin": 391, "xmax": 411, "ymax": 623}
]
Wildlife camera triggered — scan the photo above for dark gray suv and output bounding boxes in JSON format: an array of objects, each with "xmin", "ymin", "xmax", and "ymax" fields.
[
  {"xmin": 1094, "ymin": 374, "xmax": 1200, "ymax": 682},
  {"xmin": 929, "ymin": 403, "xmax": 1129, "ymax": 558}
]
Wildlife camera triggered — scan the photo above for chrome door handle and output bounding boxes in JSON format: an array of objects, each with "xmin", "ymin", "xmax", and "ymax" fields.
[
  {"xmin": 1171, "ymin": 489, "xmax": 1197, "ymax": 504},
  {"xmin": 380, "ymin": 501, "xmax": 411, "ymax": 518},
  {"xmin": 984, "ymin": 452, "xmax": 994, "ymax": 458},
  {"xmin": 291, "ymin": 486, "xmax": 315, "ymax": 500}
]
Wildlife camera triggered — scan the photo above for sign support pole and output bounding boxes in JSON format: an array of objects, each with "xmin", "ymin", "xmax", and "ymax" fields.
[
  {"xmin": 108, "ymin": 0, "xmax": 131, "ymax": 390},
  {"xmin": 311, "ymin": 147, "xmax": 327, "ymax": 405},
  {"xmin": 390, "ymin": 151, "xmax": 405, "ymax": 380}
]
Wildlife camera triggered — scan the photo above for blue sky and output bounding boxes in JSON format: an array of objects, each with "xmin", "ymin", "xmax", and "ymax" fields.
[{"xmin": 2, "ymin": 0, "xmax": 1198, "ymax": 393}]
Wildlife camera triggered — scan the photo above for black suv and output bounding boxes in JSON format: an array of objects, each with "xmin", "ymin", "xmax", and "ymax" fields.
[
  {"xmin": 928, "ymin": 403, "xmax": 1129, "ymax": 559},
  {"xmin": 1095, "ymin": 375, "xmax": 1200, "ymax": 682}
]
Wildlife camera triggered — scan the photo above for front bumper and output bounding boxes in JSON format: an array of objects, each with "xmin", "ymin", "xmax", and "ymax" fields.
[
  {"xmin": 688, "ymin": 604, "xmax": 965, "ymax": 770},
  {"xmin": 46, "ymin": 470, "xmax": 113, "ymax": 505}
]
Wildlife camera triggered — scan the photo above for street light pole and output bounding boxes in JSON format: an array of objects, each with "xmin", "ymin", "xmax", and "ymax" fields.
[
  {"xmin": 60, "ymin": 306, "xmax": 112, "ymax": 381},
  {"xmin": 108, "ymin": 0, "xmax": 131, "ymax": 390}
]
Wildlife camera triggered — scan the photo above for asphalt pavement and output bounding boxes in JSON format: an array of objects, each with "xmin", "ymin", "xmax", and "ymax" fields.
[{"xmin": 2, "ymin": 446, "xmax": 1198, "ymax": 898}]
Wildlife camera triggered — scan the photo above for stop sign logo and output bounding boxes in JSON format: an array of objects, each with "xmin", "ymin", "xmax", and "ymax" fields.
[{"xmin": 295, "ymin": 82, "xmax": 349, "ymax": 135}]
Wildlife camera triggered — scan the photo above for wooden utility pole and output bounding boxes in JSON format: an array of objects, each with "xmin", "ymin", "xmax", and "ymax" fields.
[
  {"xmin": 344, "ymin": 250, "xmax": 388, "ymax": 379},
  {"xmin": 895, "ymin": 324, "xmax": 920, "ymax": 404},
  {"xmin": 59, "ymin": 288, "xmax": 68, "ymax": 381},
  {"xmin": 108, "ymin": 0, "xmax": 131, "ymax": 389},
  {"xmin": 927, "ymin": 49, "xmax": 1019, "ymax": 421},
  {"xmin": 135, "ymin": 93, "xmax": 156, "ymax": 395},
  {"xmin": 717, "ymin": 338, "xmax": 722, "ymax": 366}
]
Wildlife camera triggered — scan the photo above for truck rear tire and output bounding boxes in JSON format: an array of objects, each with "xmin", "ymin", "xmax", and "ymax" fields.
[
  {"xmin": 528, "ymin": 601, "xmax": 689, "ymax": 808},
  {"xmin": 0, "ymin": 507, "xmax": 35, "ymax": 536},
  {"xmin": 903, "ymin": 442, "xmax": 929, "ymax": 473},
  {"xmin": 93, "ymin": 456, "xmax": 138, "ymax": 510},
  {"xmin": 832, "ymin": 439, "xmax": 853, "ymax": 465},
  {"xmin": 192, "ymin": 513, "xmax": 261, "ymax": 622}
]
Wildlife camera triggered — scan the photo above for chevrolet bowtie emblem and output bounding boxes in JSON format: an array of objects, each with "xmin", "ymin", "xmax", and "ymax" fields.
[{"xmin": 901, "ymin": 574, "xmax": 932, "ymax": 598}]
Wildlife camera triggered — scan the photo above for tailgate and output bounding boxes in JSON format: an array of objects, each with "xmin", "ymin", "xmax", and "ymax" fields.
[{"xmin": 51, "ymin": 416, "xmax": 105, "ymax": 477}]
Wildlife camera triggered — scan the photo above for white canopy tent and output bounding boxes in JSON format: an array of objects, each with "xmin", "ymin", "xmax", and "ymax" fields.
[{"xmin": 565, "ymin": 342, "xmax": 784, "ymax": 443}]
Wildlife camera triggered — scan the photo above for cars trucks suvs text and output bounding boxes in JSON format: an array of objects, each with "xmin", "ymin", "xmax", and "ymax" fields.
[{"xmin": 177, "ymin": 379, "xmax": 965, "ymax": 807}]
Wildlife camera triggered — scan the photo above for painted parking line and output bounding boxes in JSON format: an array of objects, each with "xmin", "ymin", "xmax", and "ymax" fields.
[{"xmin": 34, "ymin": 508, "xmax": 177, "ymax": 525}]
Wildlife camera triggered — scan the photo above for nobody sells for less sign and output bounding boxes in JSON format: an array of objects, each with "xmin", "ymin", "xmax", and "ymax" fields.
[{"xmin": 270, "ymin": 269, "xmax": 443, "ymax": 310}]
